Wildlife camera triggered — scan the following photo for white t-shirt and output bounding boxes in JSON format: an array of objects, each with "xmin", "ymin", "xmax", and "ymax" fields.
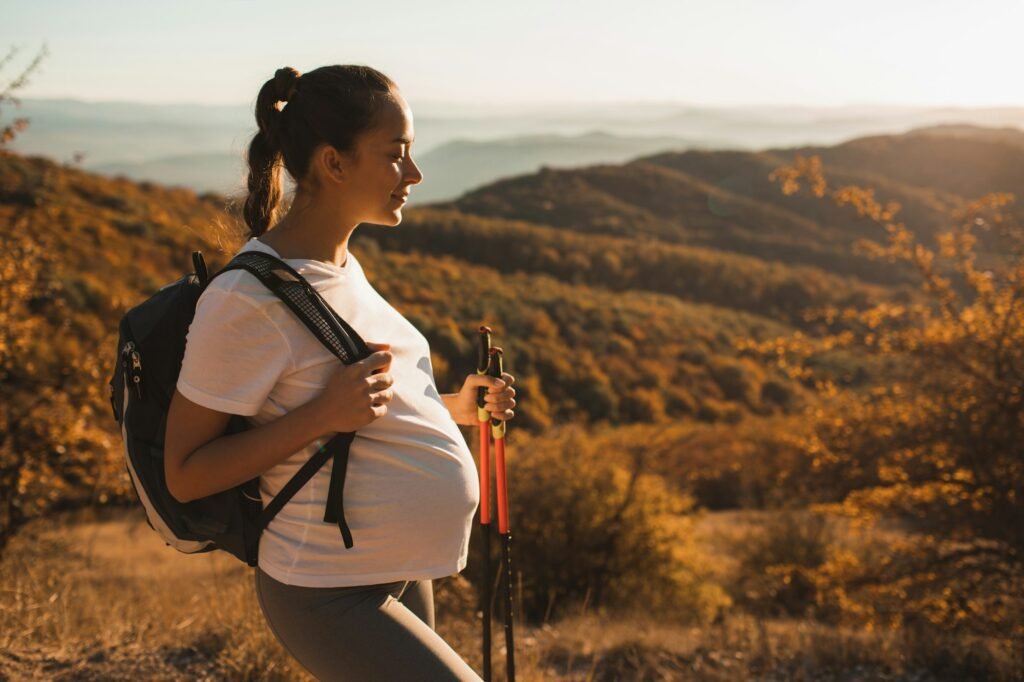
[{"xmin": 176, "ymin": 237, "xmax": 480, "ymax": 587}]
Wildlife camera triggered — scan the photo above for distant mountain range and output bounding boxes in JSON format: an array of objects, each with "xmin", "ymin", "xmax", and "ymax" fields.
[
  {"xmin": 80, "ymin": 131, "xmax": 712, "ymax": 201},
  {"xmin": 7, "ymin": 98, "xmax": 1023, "ymax": 200},
  {"xmin": 90, "ymin": 153, "xmax": 249, "ymax": 198},
  {"xmin": 398, "ymin": 130, "xmax": 724, "ymax": 203}
]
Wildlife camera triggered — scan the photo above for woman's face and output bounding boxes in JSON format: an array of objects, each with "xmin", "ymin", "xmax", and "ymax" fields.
[{"xmin": 343, "ymin": 91, "xmax": 423, "ymax": 226}]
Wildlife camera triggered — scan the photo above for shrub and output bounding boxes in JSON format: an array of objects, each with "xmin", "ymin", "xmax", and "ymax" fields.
[
  {"xmin": 728, "ymin": 509, "xmax": 833, "ymax": 618},
  {"xmin": 482, "ymin": 424, "xmax": 729, "ymax": 625}
]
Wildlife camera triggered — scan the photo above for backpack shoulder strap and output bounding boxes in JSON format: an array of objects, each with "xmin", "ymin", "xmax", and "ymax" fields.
[
  {"xmin": 198, "ymin": 249, "xmax": 367, "ymax": 549},
  {"xmin": 208, "ymin": 250, "xmax": 370, "ymax": 365},
  {"xmin": 257, "ymin": 431, "xmax": 356, "ymax": 547}
]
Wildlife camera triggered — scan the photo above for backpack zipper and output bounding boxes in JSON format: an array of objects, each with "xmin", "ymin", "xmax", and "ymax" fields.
[{"xmin": 122, "ymin": 340, "xmax": 144, "ymax": 400}]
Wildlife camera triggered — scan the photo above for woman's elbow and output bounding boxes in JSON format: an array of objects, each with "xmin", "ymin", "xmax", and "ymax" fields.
[
  {"xmin": 164, "ymin": 429, "xmax": 198, "ymax": 504},
  {"xmin": 164, "ymin": 388, "xmax": 230, "ymax": 504},
  {"xmin": 164, "ymin": 454, "xmax": 194, "ymax": 503}
]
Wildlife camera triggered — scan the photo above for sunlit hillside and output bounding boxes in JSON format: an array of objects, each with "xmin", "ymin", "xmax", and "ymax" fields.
[
  {"xmin": 424, "ymin": 126, "xmax": 1022, "ymax": 288},
  {"xmin": 2, "ymin": 123, "xmax": 1022, "ymax": 679}
]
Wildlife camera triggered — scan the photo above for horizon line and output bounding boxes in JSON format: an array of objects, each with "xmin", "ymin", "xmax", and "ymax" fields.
[{"xmin": 15, "ymin": 95, "xmax": 1024, "ymax": 112}]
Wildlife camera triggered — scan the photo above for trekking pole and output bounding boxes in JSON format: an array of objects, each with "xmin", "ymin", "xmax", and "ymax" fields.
[
  {"xmin": 488, "ymin": 346, "xmax": 516, "ymax": 682},
  {"xmin": 476, "ymin": 325, "xmax": 494, "ymax": 682}
]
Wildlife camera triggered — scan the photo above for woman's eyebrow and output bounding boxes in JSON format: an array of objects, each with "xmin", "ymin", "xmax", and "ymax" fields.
[{"xmin": 391, "ymin": 134, "xmax": 415, "ymax": 144}]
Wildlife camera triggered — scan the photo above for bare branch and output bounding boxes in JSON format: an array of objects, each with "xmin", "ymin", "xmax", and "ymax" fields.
[{"xmin": 0, "ymin": 43, "xmax": 49, "ymax": 103}]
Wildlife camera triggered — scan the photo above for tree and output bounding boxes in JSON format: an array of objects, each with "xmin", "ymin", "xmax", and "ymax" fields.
[
  {"xmin": 0, "ymin": 44, "xmax": 49, "ymax": 147},
  {"xmin": 737, "ymin": 155, "xmax": 1024, "ymax": 636}
]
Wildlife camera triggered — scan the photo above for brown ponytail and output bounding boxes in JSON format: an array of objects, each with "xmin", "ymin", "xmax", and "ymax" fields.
[
  {"xmin": 242, "ymin": 65, "xmax": 397, "ymax": 239},
  {"xmin": 243, "ymin": 67, "xmax": 297, "ymax": 238}
]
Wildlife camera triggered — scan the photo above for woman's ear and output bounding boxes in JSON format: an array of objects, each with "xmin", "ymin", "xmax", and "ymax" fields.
[{"xmin": 315, "ymin": 144, "xmax": 347, "ymax": 185}]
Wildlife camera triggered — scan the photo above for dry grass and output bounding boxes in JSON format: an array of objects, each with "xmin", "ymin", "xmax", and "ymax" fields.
[
  {"xmin": 535, "ymin": 608, "xmax": 1018, "ymax": 681},
  {"xmin": 0, "ymin": 507, "xmax": 1019, "ymax": 681},
  {"xmin": 1, "ymin": 505, "xmax": 311, "ymax": 680},
  {"xmin": 0, "ymin": 505, "xmax": 544, "ymax": 681}
]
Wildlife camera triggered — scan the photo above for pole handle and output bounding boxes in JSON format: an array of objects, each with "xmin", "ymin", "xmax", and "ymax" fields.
[{"xmin": 487, "ymin": 347, "xmax": 507, "ymax": 439}]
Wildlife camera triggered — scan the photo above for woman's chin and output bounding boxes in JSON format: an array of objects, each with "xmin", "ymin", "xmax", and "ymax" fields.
[{"xmin": 365, "ymin": 212, "xmax": 402, "ymax": 227}]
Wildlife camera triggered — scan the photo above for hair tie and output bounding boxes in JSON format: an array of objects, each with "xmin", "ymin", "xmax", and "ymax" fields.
[{"xmin": 274, "ymin": 67, "xmax": 301, "ymax": 103}]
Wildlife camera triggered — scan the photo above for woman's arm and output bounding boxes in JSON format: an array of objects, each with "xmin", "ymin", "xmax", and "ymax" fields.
[
  {"xmin": 440, "ymin": 393, "xmax": 473, "ymax": 426},
  {"xmin": 165, "ymin": 388, "xmax": 334, "ymax": 503}
]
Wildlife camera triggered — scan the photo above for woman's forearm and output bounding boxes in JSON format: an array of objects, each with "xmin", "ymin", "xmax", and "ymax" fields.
[
  {"xmin": 173, "ymin": 398, "xmax": 334, "ymax": 503},
  {"xmin": 441, "ymin": 393, "xmax": 475, "ymax": 426}
]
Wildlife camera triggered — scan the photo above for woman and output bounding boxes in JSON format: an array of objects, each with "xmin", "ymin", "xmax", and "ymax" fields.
[{"xmin": 164, "ymin": 65, "xmax": 515, "ymax": 681}]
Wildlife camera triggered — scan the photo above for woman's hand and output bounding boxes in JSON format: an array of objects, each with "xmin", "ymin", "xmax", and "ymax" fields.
[
  {"xmin": 313, "ymin": 341, "xmax": 395, "ymax": 433},
  {"xmin": 445, "ymin": 372, "xmax": 516, "ymax": 426}
]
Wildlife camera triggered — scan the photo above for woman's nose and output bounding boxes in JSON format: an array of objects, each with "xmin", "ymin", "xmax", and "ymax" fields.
[{"xmin": 405, "ymin": 156, "xmax": 423, "ymax": 185}]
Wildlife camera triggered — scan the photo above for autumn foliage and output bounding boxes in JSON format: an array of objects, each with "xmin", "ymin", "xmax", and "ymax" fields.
[{"xmin": 731, "ymin": 155, "xmax": 1024, "ymax": 638}]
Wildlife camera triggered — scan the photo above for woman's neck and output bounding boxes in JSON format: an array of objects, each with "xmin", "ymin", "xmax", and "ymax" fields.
[{"xmin": 257, "ymin": 199, "xmax": 358, "ymax": 268}]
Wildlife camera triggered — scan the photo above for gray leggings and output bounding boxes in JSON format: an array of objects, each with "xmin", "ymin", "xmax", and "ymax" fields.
[{"xmin": 254, "ymin": 566, "xmax": 483, "ymax": 681}]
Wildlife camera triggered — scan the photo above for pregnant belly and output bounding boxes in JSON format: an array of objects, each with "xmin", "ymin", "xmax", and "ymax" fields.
[{"xmin": 345, "ymin": 438, "xmax": 479, "ymax": 523}]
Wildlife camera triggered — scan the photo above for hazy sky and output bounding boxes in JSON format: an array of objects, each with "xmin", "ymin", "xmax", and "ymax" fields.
[{"xmin": 3, "ymin": 0, "xmax": 1022, "ymax": 109}]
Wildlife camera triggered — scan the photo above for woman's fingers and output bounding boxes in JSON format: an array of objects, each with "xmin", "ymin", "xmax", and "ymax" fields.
[
  {"xmin": 484, "ymin": 372, "xmax": 516, "ymax": 419},
  {"xmin": 486, "ymin": 393, "xmax": 515, "ymax": 419},
  {"xmin": 371, "ymin": 388, "xmax": 395, "ymax": 406},
  {"xmin": 484, "ymin": 391, "xmax": 515, "ymax": 405},
  {"xmin": 486, "ymin": 374, "xmax": 515, "ymax": 397}
]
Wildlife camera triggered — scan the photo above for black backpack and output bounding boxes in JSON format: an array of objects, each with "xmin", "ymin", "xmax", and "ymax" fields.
[{"xmin": 108, "ymin": 249, "xmax": 371, "ymax": 566}]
